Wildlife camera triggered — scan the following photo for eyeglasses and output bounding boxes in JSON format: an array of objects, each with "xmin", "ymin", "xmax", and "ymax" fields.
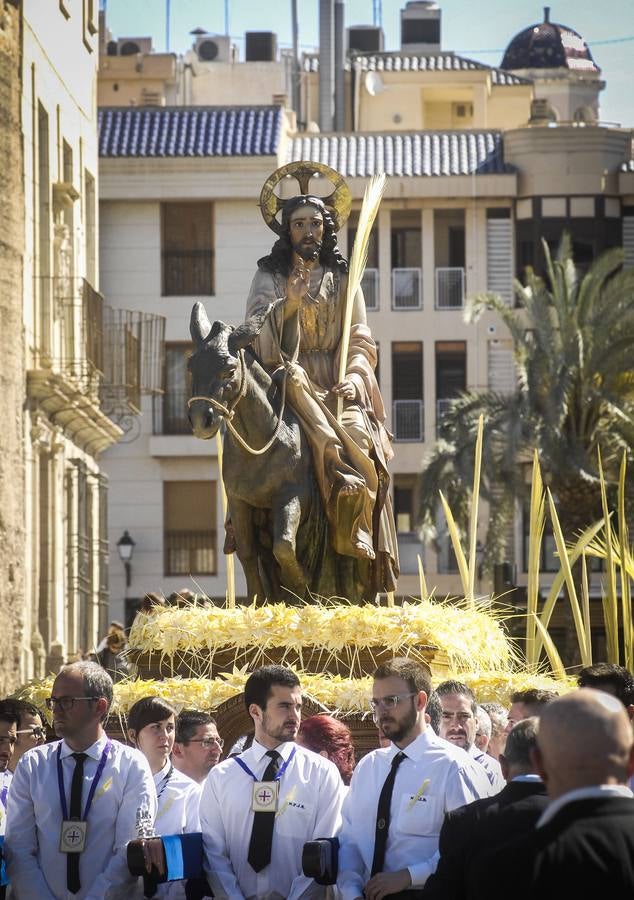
[
  {"xmin": 369, "ymin": 692, "xmax": 418, "ymax": 712},
  {"xmin": 15, "ymin": 727, "xmax": 46, "ymax": 740},
  {"xmin": 186, "ymin": 737, "xmax": 224, "ymax": 749},
  {"xmin": 45, "ymin": 696, "xmax": 98, "ymax": 711},
  {"xmin": 0, "ymin": 736, "xmax": 16, "ymax": 747}
]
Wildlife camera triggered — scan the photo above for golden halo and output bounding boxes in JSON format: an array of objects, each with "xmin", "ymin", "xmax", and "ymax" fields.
[{"xmin": 259, "ymin": 161, "xmax": 352, "ymax": 235}]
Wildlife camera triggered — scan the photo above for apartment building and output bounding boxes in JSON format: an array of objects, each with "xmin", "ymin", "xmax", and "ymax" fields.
[{"xmin": 98, "ymin": 2, "xmax": 634, "ymax": 623}]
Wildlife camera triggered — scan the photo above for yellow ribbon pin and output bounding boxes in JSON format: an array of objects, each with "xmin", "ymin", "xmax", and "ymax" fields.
[
  {"xmin": 407, "ymin": 778, "xmax": 430, "ymax": 809},
  {"xmin": 276, "ymin": 784, "xmax": 297, "ymax": 818}
]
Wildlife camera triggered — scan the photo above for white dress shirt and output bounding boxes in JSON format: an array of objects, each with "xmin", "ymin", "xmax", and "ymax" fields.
[
  {"xmin": 469, "ymin": 744, "xmax": 506, "ymax": 793},
  {"xmin": 536, "ymin": 784, "xmax": 634, "ymax": 828},
  {"xmin": 153, "ymin": 761, "xmax": 202, "ymax": 900},
  {"xmin": 200, "ymin": 739, "xmax": 344, "ymax": 900},
  {"xmin": 5, "ymin": 734, "xmax": 157, "ymax": 900},
  {"xmin": 337, "ymin": 728, "xmax": 492, "ymax": 899},
  {"xmin": 0, "ymin": 769, "xmax": 12, "ymax": 837}
]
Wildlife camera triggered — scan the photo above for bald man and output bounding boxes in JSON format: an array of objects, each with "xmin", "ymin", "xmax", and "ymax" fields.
[{"xmin": 466, "ymin": 689, "xmax": 634, "ymax": 900}]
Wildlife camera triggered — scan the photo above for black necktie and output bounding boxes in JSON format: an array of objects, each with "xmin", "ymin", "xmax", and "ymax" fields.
[
  {"xmin": 371, "ymin": 751, "xmax": 406, "ymax": 876},
  {"xmin": 247, "ymin": 750, "xmax": 281, "ymax": 872},
  {"xmin": 67, "ymin": 752, "xmax": 87, "ymax": 894}
]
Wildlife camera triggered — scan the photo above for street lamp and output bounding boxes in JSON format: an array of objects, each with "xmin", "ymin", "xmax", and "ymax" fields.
[{"xmin": 116, "ymin": 530, "xmax": 136, "ymax": 588}]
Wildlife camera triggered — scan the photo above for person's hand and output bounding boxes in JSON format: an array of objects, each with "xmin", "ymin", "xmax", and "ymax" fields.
[
  {"xmin": 331, "ymin": 379, "xmax": 356, "ymax": 401},
  {"xmin": 364, "ymin": 869, "xmax": 412, "ymax": 900},
  {"xmin": 286, "ymin": 262, "xmax": 310, "ymax": 310}
]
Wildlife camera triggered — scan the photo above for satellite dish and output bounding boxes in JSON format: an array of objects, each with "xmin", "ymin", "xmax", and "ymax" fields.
[{"xmin": 364, "ymin": 71, "xmax": 385, "ymax": 96}]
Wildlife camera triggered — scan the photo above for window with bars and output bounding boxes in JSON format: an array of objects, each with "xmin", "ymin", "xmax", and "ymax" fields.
[
  {"xmin": 161, "ymin": 202, "xmax": 214, "ymax": 296},
  {"xmin": 392, "ymin": 341, "xmax": 423, "ymax": 441},
  {"xmin": 153, "ymin": 343, "xmax": 192, "ymax": 434},
  {"xmin": 164, "ymin": 481, "xmax": 217, "ymax": 575}
]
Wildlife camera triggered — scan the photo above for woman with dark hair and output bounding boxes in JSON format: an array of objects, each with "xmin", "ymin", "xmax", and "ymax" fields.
[
  {"xmin": 297, "ymin": 714, "xmax": 356, "ymax": 786},
  {"xmin": 127, "ymin": 697, "xmax": 201, "ymax": 898}
]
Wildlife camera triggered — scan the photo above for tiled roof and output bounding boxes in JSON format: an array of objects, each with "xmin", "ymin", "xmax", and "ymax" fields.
[
  {"xmin": 98, "ymin": 106, "xmax": 283, "ymax": 157},
  {"xmin": 302, "ymin": 51, "xmax": 531, "ymax": 85},
  {"xmin": 287, "ymin": 131, "xmax": 512, "ymax": 178}
]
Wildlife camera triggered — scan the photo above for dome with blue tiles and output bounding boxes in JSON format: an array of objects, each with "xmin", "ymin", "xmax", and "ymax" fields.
[{"xmin": 501, "ymin": 7, "xmax": 599, "ymax": 73}]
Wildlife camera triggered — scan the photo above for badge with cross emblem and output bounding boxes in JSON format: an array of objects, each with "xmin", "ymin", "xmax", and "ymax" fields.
[
  {"xmin": 60, "ymin": 819, "xmax": 88, "ymax": 853},
  {"xmin": 251, "ymin": 780, "xmax": 279, "ymax": 813}
]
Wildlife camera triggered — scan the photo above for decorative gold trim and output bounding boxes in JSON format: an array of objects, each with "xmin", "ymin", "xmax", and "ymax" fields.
[{"xmin": 259, "ymin": 160, "xmax": 352, "ymax": 235}]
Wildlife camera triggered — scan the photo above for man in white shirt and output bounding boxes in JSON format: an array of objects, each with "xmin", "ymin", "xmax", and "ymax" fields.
[
  {"xmin": 173, "ymin": 710, "xmax": 223, "ymax": 784},
  {"xmin": 6, "ymin": 700, "xmax": 46, "ymax": 773},
  {"xmin": 5, "ymin": 661, "xmax": 157, "ymax": 900},
  {"xmin": 337, "ymin": 658, "xmax": 491, "ymax": 900},
  {"xmin": 200, "ymin": 665, "xmax": 344, "ymax": 900},
  {"xmin": 436, "ymin": 680, "xmax": 505, "ymax": 793}
]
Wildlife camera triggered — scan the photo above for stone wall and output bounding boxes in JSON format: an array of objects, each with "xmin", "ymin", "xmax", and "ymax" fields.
[{"xmin": 0, "ymin": 0, "xmax": 25, "ymax": 693}]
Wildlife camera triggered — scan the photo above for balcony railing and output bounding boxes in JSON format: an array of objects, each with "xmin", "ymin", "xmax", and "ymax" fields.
[
  {"xmin": 164, "ymin": 530, "xmax": 217, "ymax": 576},
  {"xmin": 392, "ymin": 268, "xmax": 422, "ymax": 310},
  {"xmin": 393, "ymin": 399, "xmax": 424, "ymax": 442},
  {"xmin": 153, "ymin": 390, "xmax": 191, "ymax": 435},
  {"xmin": 361, "ymin": 268, "xmax": 379, "ymax": 311},
  {"xmin": 162, "ymin": 249, "xmax": 214, "ymax": 296},
  {"xmin": 435, "ymin": 267, "xmax": 465, "ymax": 309}
]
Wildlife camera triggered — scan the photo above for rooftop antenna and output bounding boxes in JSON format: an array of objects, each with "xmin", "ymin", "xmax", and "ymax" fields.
[
  {"xmin": 165, "ymin": 0, "xmax": 170, "ymax": 50},
  {"xmin": 544, "ymin": 6, "xmax": 551, "ymax": 22},
  {"xmin": 373, "ymin": 0, "xmax": 383, "ymax": 28},
  {"xmin": 224, "ymin": 0, "xmax": 229, "ymax": 36}
]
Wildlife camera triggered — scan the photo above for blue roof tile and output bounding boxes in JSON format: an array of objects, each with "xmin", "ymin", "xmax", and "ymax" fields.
[
  {"xmin": 287, "ymin": 131, "xmax": 513, "ymax": 178},
  {"xmin": 98, "ymin": 106, "xmax": 283, "ymax": 158}
]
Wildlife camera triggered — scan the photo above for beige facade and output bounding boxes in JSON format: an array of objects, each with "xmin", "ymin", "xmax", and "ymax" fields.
[
  {"xmin": 98, "ymin": 7, "xmax": 634, "ymax": 617},
  {"xmin": 21, "ymin": 0, "xmax": 119, "ymax": 678}
]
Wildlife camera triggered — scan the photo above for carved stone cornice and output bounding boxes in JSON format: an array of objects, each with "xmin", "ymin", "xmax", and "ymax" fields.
[{"xmin": 27, "ymin": 368, "xmax": 123, "ymax": 457}]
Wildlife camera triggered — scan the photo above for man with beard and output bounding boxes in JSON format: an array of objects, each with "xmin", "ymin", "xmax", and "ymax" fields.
[
  {"xmin": 337, "ymin": 658, "xmax": 491, "ymax": 900},
  {"xmin": 200, "ymin": 665, "xmax": 344, "ymax": 899},
  {"xmin": 246, "ymin": 163, "xmax": 398, "ymax": 598}
]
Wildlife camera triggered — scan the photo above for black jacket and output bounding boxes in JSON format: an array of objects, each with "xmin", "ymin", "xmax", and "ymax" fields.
[{"xmin": 422, "ymin": 780, "xmax": 548, "ymax": 900}]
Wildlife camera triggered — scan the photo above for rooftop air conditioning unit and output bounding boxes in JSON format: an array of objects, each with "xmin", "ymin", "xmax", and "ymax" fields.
[
  {"xmin": 347, "ymin": 25, "xmax": 385, "ymax": 53},
  {"xmin": 245, "ymin": 31, "xmax": 277, "ymax": 62},
  {"xmin": 195, "ymin": 34, "xmax": 231, "ymax": 63},
  {"xmin": 401, "ymin": 1, "xmax": 441, "ymax": 53},
  {"xmin": 117, "ymin": 37, "xmax": 153, "ymax": 56}
]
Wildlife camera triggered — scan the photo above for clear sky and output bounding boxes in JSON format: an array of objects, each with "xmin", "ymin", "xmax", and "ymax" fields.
[{"xmin": 102, "ymin": 0, "xmax": 634, "ymax": 126}]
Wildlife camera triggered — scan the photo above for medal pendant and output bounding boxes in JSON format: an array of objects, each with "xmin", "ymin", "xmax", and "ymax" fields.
[
  {"xmin": 59, "ymin": 819, "xmax": 87, "ymax": 853},
  {"xmin": 252, "ymin": 780, "xmax": 279, "ymax": 813}
]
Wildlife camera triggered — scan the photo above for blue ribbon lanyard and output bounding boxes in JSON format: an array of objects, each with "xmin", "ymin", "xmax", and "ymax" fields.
[
  {"xmin": 233, "ymin": 746, "xmax": 296, "ymax": 782},
  {"xmin": 57, "ymin": 740, "xmax": 112, "ymax": 820}
]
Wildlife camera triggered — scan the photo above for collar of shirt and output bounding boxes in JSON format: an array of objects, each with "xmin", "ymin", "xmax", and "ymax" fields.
[
  {"xmin": 468, "ymin": 744, "xmax": 483, "ymax": 762},
  {"xmin": 386, "ymin": 728, "xmax": 439, "ymax": 763},
  {"xmin": 511, "ymin": 774, "xmax": 542, "ymax": 783},
  {"xmin": 242, "ymin": 738, "xmax": 296, "ymax": 768},
  {"xmin": 537, "ymin": 784, "xmax": 634, "ymax": 828},
  {"xmin": 153, "ymin": 758, "xmax": 172, "ymax": 787},
  {"xmin": 59, "ymin": 732, "xmax": 108, "ymax": 762}
]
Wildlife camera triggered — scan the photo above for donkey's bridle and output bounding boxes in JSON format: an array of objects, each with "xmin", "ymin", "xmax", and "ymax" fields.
[{"xmin": 188, "ymin": 349, "xmax": 288, "ymax": 456}]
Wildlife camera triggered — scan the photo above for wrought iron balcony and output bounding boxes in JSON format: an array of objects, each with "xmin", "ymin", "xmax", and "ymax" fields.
[
  {"xmin": 435, "ymin": 267, "xmax": 465, "ymax": 310},
  {"xmin": 393, "ymin": 399, "xmax": 424, "ymax": 442},
  {"xmin": 392, "ymin": 268, "xmax": 422, "ymax": 310},
  {"xmin": 164, "ymin": 530, "xmax": 217, "ymax": 576}
]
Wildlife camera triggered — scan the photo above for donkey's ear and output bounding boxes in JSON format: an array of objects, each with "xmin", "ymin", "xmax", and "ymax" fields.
[
  {"xmin": 228, "ymin": 305, "xmax": 273, "ymax": 353},
  {"xmin": 190, "ymin": 302, "xmax": 213, "ymax": 346}
]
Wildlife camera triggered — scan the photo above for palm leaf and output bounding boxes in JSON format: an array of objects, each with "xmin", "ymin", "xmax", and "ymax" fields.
[
  {"xmin": 467, "ymin": 414, "xmax": 484, "ymax": 605},
  {"xmin": 532, "ymin": 613, "xmax": 566, "ymax": 681},
  {"xmin": 439, "ymin": 490, "xmax": 470, "ymax": 597},
  {"xmin": 525, "ymin": 450, "xmax": 545, "ymax": 669},
  {"xmin": 417, "ymin": 554, "xmax": 429, "ymax": 601},
  {"xmin": 546, "ymin": 489, "xmax": 591, "ymax": 665},
  {"xmin": 598, "ymin": 449, "xmax": 619, "ymax": 662},
  {"xmin": 337, "ymin": 173, "xmax": 386, "ymax": 422},
  {"xmin": 618, "ymin": 451, "xmax": 633, "ymax": 669}
]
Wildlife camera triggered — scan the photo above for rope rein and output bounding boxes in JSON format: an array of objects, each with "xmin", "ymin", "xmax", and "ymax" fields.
[{"xmin": 188, "ymin": 349, "xmax": 290, "ymax": 457}]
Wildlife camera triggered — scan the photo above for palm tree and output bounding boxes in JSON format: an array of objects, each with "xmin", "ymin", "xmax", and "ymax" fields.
[{"xmin": 418, "ymin": 235, "xmax": 634, "ymax": 574}]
